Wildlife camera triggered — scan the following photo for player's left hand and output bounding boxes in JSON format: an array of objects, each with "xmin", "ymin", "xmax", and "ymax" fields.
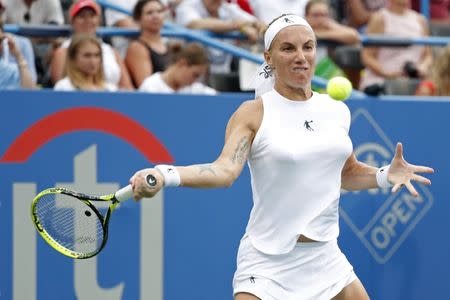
[{"xmin": 388, "ymin": 142, "xmax": 434, "ymax": 196}]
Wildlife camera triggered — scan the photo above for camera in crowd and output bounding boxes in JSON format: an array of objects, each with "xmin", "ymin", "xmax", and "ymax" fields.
[{"xmin": 403, "ymin": 61, "xmax": 419, "ymax": 78}]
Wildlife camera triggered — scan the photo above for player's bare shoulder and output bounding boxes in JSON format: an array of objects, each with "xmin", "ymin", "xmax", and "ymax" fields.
[{"xmin": 231, "ymin": 98, "xmax": 263, "ymax": 133}]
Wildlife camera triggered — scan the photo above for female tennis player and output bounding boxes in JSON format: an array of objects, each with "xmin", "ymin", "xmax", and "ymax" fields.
[{"xmin": 129, "ymin": 14, "xmax": 434, "ymax": 300}]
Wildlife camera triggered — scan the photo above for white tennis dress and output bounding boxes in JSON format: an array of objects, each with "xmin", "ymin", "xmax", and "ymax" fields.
[{"xmin": 233, "ymin": 89, "xmax": 356, "ymax": 299}]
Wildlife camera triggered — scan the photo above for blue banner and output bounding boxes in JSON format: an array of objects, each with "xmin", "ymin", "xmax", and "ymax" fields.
[{"xmin": 0, "ymin": 90, "xmax": 447, "ymax": 300}]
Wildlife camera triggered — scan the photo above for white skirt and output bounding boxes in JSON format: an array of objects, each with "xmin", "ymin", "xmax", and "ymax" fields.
[{"xmin": 233, "ymin": 235, "xmax": 356, "ymax": 300}]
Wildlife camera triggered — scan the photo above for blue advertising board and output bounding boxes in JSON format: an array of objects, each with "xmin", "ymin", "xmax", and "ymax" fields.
[{"xmin": 0, "ymin": 90, "xmax": 448, "ymax": 300}]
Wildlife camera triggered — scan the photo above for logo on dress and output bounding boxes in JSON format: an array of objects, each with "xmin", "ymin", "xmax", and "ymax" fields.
[
  {"xmin": 249, "ymin": 276, "xmax": 256, "ymax": 283},
  {"xmin": 304, "ymin": 120, "xmax": 314, "ymax": 131}
]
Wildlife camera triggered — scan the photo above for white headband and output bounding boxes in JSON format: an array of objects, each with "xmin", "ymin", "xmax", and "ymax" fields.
[
  {"xmin": 252, "ymin": 15, "xmax": 314, "ymax": 97},
  {"xmin": 264, "ymin": 14, "xmax": 313, "ymax": 50}
]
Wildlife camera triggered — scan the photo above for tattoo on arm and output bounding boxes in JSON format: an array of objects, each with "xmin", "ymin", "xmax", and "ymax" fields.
[
  {"xmin": 197, "ymin": 164, "xmax": 216, "ymax": 176},
  {"xmin": 232, "ymin": 136, "xmax": 250, "ymax": 164}
]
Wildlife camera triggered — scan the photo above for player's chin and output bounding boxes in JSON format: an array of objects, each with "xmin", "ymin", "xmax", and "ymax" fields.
[
  {"xmin": 289, "ymin": 72, "xmax": 312, "ymax": 83},
  {"xmin": 289, "ymin": 77, "xmax": 311, "ymax": 89}
]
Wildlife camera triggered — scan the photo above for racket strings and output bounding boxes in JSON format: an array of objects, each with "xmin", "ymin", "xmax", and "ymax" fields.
[{"xmin": 35, "ymin": 193, "xmax": 104, "ymax": 255}]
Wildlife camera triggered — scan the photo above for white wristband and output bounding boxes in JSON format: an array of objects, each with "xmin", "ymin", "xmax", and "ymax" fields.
[
  {"xmin": 155, "ymin": 164, "xmax": 180, "ymax": 187},
  {"xmin": 376, "ymin": 165, "xmax": 392, "ymax": 189}
]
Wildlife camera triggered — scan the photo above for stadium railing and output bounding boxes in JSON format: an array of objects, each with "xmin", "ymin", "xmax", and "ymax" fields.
[{"xmin": 3, "ymin": 0, "xmax": 450, "ymax": 99}]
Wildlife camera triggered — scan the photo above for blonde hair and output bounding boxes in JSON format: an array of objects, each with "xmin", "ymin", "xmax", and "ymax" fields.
[
  {"xmin": 65, "ymin": 34, "xmax": 106, "ymax": 90},
  {"xmin": 432, "ymin": 45, "xmax": 450, "ymax": 96}
]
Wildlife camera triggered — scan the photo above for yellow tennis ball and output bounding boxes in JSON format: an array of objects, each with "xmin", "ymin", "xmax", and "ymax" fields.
[{"xmin": 326, "ymin": 76, "xmax": 352, "ymax": 101}]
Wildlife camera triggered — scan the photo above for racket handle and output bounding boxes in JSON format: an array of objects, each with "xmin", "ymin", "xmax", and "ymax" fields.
[{"xmin": 115, "ymin": 184, "xmax": 133, "ymax": 202}]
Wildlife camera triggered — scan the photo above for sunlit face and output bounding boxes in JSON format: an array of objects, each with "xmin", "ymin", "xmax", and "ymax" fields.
[
  {"xmin": 178, "ymin": 62, "xmax": 208, "ymax": 86},
  {"xmin": 75, "ymin": 41, "xmax": 102, "ymax": 76},
  {"xmin": 71, "ymin": 8, "xmax": 100, "ymax": 35},
  {"xmin": 265, "ymin": 25, "xmax": 316, "ymax": 89},
  {"xmin": 140, "ymin": 1, "xmax": 165, "ymax": 32},
  {"xmin": 305, "ymin": 3, "xmax": 330, "ymax": 28}
]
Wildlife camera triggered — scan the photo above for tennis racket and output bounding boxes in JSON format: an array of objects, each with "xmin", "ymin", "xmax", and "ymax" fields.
[{"xmin": 31, "ymin": 174, "xmax": 157, "ymax": 259}]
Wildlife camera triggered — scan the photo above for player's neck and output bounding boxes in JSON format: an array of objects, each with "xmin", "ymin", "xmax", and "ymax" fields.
[{"xmin": 274, "ymin": 82, "xmax": 313, "ymax": 101}]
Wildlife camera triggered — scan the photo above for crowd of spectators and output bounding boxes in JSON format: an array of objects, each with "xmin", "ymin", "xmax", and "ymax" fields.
[
  {"xmin": 0, "ymin": 0, "xmax": 448, "ymax": 96},
  {"xmin": 360, "ymin": 0, "xmax": 433, "ymax": 94},
  {"xmin": 50, "ymin": 0, "xmax": 132, "ymax": 89}
]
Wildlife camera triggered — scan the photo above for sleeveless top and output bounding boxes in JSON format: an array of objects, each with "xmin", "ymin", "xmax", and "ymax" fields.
[
  {"xmin": 136, "ymin": 39, "xmax": 170, "ymax": 74},
  {"xmin": 245, "ymin": 90, "xmax": 353, "ymax": 255},
  {"xmin": 61, "ymin": 39, "xmax": 121, "ymax": 88},
  {"xmin": 359, "ymin": 8, "xmax": 425, "ymax": 89}
]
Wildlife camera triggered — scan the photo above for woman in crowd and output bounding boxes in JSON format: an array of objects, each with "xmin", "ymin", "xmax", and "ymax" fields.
[
  {"xmin": 54, "ymin": 34, "xmax": 116, "ymax": 91},
  {"xmin": 125, "ymin": 0, "xmax": 170, "ymax": 88},
  {"xmin": 359, "ymin": 0, "xmax": 432, "ymax": 94},
  {"xmin": 139, "ymin": 42, "xmax": 216, "ymax": 94},
  {"xmin": 50, "ymin": 0, "xmax": 132, "ymax": 90}
]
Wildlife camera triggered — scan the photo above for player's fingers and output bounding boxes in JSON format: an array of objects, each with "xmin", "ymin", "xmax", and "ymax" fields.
[
  {"xmin": 405, "ymin": 181, "xmax": 419, "ymax": 197},
  {"xmin": 132, "ymin": 185, "xmax": 142, "ymax": 201},
  {"xmin": 391, "ymin": 183, "xmax": 404, "ymax": 193},
  {"xmin": 394, "ymin": 142, "xmax": 403, "ymax": 159},
  {"xmin": 411, "ymin": 174, "xmax": 431, "ymax": 185},
  {"xmin": 413, "ymin": 165, "xmax": 434, "ymax": 174}
]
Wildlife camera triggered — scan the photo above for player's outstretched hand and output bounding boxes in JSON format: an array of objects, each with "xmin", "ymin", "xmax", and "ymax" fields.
[
  {"xmin": 388, "ymin": 143, "xmax": 434, "ymax": 196},
  {"xmin": 129, "ymin": 168, "xmax": 164, "ymax": 200}
]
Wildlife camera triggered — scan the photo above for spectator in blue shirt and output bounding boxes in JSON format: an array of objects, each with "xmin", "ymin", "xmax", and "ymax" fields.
[{"xmin": 0, "ymin": 20, "xmax": 35, "ymax": 89}]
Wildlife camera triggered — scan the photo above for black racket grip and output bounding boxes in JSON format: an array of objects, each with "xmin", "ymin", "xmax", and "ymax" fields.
[{"xmin": 146, "ymin": 174, "xmax": 157, "ymax": 187}]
